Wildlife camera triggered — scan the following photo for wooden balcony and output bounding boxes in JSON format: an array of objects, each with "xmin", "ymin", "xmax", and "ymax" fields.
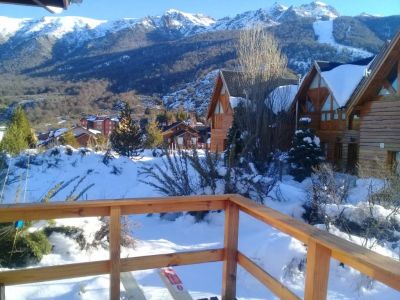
[{"xmin": 0, "ymin": 195, "xmax": 399, "ymax": 300}]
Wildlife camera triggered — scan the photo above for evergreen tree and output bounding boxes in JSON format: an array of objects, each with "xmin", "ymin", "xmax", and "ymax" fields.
[
  {"xmin": 145, "ymin": 120, "xmax": 164, "ymax": 149},
  {"xmin": 0, "ymin": 106, "xmax": 36, "ymax": 155},
  {"xmin": 288, "ymin": 128, "xmax": 323, "ymax": 182},
  {"xmin": 60, "ymin": 129, "xmax": 80, "ymax": 148},
  {"xmin": 110, "ymin": 102, "xmax": 143, "ymax": 156}
]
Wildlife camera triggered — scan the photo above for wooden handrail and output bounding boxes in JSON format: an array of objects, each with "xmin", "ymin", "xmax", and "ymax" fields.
[{"xmin": 0, "ymin": 194, "xmax": 399, "ymax": 300}]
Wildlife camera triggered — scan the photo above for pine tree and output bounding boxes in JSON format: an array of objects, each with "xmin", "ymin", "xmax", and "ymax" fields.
[
  {"xmin": 145, "ymin": 120, "xmax": 164, "ymax": 149},
  {"xmin": 288, "ymin": 128, "xmax": 323, "ymax": 182},
  {"xmin": 225, "ymin": 103, "xmax": 245, "ymax": 166},
  {"xmin": 60, "ymin": 129, "xmax": 80, "ymax": 148},
  {"xmin": 0, "ymin": 106, "xmax": 36, "ymax": 155},
  {"xmin": 110, "ymin": 102, "xmax": 143, "ymax": 156}
]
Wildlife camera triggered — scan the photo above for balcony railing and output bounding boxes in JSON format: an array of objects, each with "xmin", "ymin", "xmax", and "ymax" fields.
[{"xmin": 0, "ymin": 195, "xmax": 399, "ymax": 300}]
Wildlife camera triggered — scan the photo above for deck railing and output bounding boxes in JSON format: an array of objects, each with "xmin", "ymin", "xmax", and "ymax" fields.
[{"xmin": 0, "ymin": 195, "xmax": 399, "ymax": 300}]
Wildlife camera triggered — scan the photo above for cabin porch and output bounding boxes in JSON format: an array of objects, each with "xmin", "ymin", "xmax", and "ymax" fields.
[{"xmin": 0, "ymin": 195, "xmax": 399, "ymax": 300}]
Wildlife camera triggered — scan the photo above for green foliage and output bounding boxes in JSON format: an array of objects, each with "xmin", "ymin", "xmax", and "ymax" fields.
[
  {"xmin": 145, "ymin": 121, "xmax": 164, "ymax": 149},
  {"xmin": 175, "ymin": 109, "xmax": 189, "ymax": 122},
  {"xmin": 0, "ymin": 223, "xmax": 51, "ymax": 268},
  {"xmin": 288, "ymin": 129, "xmax": 323, "ymax": 182},
  {"xmin": 60, "ymin": 129, "xmax": 80, "ymax": 148},
  {"xmin": 110, "ymin": 102, "xmax": 143, "ymax": 157},
  {"xmin": 0, "ymin": 106, "xmax": 36, "ymax": 155}
]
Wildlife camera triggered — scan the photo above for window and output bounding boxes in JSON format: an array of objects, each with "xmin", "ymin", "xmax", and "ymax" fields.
[
  {"xmin": 305, "ymin": 98, "xmax": 315, "ymax": 112},
  {"xmin": 321, "ymin": 95, "xmax": 341, "ymax": 122},
  {"xmin": 390, "ymin": 152, "xmax": 400, "ymax": 175},
  {"xmin": 214, "ymin": 101, "xmax": 224, "ymax": 114},
  {"xmin": 334, "ymin": 143, "xmax": 343, "ymax": 162},
  {"xmin": 320, "ymin": 142, "xmax": 328, "ymax": 158}
]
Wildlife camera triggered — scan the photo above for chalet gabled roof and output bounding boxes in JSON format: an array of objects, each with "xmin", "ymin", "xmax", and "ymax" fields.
[
  {"xmin": 292, "ymin": 56, "xmax": 374, "ymax": 110},
  {"xmin": 347, "ymin": 31, "xmax": 400, "ymax": 113},
  {"xmin": 220, "ymin": 70, "xmax": 247, "ymax": 98}
]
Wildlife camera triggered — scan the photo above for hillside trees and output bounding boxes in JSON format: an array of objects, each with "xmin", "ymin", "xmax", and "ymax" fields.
[
  {"xmin": 144, "ymin": 120, "xmax": 163, "ymax": 148},
  {"xmin": 0, "ymin": 106, "xmax": 36, "ymax": 155},
  {"xmin": 110, "ymin": 102, "xmax": 143, "ymax": 156},
  {"xmin": 60, "ymin": 129, "xmax": 80, "ymax": 148}
]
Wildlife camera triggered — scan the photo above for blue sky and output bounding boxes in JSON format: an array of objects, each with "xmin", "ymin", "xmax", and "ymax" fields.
[{"xmin": 1, "ymin": 0, "xmax": 400, "ymax": 19}]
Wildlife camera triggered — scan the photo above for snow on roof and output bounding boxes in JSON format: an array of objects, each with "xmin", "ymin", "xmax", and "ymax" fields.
[
  {"xmin": 267, "ymin": 85, "xmax": 298, "ymax": 113},
  {"xmin": 229, "ymin": 96, "xmax": 248, "ymax": 109},
  {"xmin": 53, "ymin": 128, "xmax": 68, "ymax": 138},
  {"xmin": 320, "ymin": 64, "xmax": 368, "ymax": 107},
  {"xmin": 88, "ymin": 129, "xmax": 102, "ymax": 135}
]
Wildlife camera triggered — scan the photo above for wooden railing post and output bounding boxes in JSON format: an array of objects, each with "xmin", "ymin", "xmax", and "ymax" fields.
[
  {"xmin": 304, "ymin": 240, "xmax": 331, "ymax": 300},
  {"xmin": 109, "ymin": 206, "xmax": 121, "ymax": 300},
  {"xmin": 0, "ymin": 283, "xmax": 4, "ymax": 300},
  {"xmin": 222, "ymin": 201, "xmax": 239, "ymax": 300}
]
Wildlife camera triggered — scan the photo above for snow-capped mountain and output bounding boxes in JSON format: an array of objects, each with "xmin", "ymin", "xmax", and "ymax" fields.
[{"xmin": 0, "ymin": 1, "xmax": 341, "ymax": 45}]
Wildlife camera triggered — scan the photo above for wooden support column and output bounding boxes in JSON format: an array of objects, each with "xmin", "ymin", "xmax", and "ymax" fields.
[
  {"xmin": 304, "ymin": 240, "xmax": 331, "ymax": 300},
  {"xmin": 109, "ymin": 206, "xmax": 121, "ymax": 300},
  {"xmin": 221, "ymin": 201, "xmax": 239, "ymax": 300}
]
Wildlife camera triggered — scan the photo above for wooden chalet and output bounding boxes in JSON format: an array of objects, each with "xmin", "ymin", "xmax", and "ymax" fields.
[
  {"xmin": 207, "ymin": 70, "xmax": 297, "ymax": 152},
  {"xmin": 162, "ymin": 121, "xmax": 200, "ymax": 150},
  {"xmin": 347, "ymin": 31, "xmax": 400, "ymax": 174},
  {"xmin": 293, "ymin": 57, "xmax": 374, "ymax": 171},
  {"xmin": 295, "ymin": 31, "xmax": 400, "ymax": 173}
]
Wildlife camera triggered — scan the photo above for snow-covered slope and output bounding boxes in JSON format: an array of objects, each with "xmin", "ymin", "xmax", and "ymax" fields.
[
  {"xmin": 162, "ymin": 70, "xmax": 218, "ymax": 114},
  {"xmin": 313, "ymin": 19, "xmax": 373, "ymax": 58},
  {"xmin": 2, "ymin": 148, "xmax": 399, "ymax": 299}
]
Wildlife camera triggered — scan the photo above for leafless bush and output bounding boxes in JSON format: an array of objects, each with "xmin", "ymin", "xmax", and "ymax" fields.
[{"xmin": 305, "ymin": 163, "xmax": 352, "ymax": 230}]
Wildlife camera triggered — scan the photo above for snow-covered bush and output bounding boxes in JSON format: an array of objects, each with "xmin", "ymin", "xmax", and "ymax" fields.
[{"xmin": 288, "ymin": 128, "xmax": 323, "ymax": 182}]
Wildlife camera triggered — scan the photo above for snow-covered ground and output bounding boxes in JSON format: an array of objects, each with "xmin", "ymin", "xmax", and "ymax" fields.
[
  {"xmin": 313, "ymin": 20, "xmax": 373, "ymax": 59},
  {"xmin": 1, "ymin": 148, "xmax": 399, "ymax": 299}
]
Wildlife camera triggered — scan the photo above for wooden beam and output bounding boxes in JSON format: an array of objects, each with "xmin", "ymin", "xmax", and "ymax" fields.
[
  {"xmin": 230, "ymin": 195, "xmax": 400, "ymax": 292},
  {"xmin": 304, "ymin": 241, "xmax": 331, "ymax": 300},
  {"xmin": 121, "ymin": 249, "xmax": 224, "ymax": 272},
  {"xmin": 0, "ymin": 260, "xmax": 110, "ymax": 285},
  {"xmin": 109, "ymin": 206, "xmax": 121, "ymax": 300},
  {"xmin": 0, "ymin": 195, "xmax": 228, "ymax": 222},
  {"xmin": 221, "ymin": 201, "xmax": 239, "ymax": 300},
  {"xmin": 237, "ymin": 252, "xmax": 300, "ymax": 300},
  {"xmin": 0, "ymin": 249, "xmax": 224, "ymax": 286}
]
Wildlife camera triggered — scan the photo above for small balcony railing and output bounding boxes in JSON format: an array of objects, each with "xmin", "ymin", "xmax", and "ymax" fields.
[{"xmin": 0, "ymin": 195, "xmax": 399, "ymax": 300}]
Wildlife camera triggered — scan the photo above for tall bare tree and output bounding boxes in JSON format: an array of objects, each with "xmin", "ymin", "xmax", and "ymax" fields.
[{"xmin": 233, "ymin": 25, "xmax": 292, "ymax": 167}]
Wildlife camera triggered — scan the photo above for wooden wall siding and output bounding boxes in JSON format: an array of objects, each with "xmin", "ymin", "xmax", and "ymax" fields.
[
  {"xmin": 210, "ymin": 86, "xmax": 234, "ymax": 152},
  {"xmin": 359, "ymin": 97, "xmax": 400, "ymax": 166}
]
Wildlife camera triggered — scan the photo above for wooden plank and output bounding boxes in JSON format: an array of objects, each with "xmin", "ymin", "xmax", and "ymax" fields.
[
  {"xmin": 109, "ymin": 206, "xmax": 121, "ymax": 300},
  {"xmin": 221, "ymin": 201, "xmax": 239, "ymax": 300},
  {"xmin": 304, "ymin": 241, "xmax": 331, "ymax": 300},
  {"xmin": 0, "ymin": 195, "xmax": 228, "ymax": 222},
  {"xmin": 237, "ymin": 252, "xmax": 300, "ymax": 300},
  {"xmin": 230, "ymin": 195, "xmax": 400, "ymax": 291},
  {"xmin": 120, "ymin": 272, "xmax": 146, "ymax": 300},
  {"xmin": 0, "ymin": 249, "xmax": 224, "ymax": 286},
  {"xmin": 121, "ymin": 249, "xmax": 224, "ymax": 272},
  {"xmin": 159, "ymin": 268, "xmax": 193, "ymax": 300},
  {"xmin": 0, "ymin": 260, "xmax": 110, "ymax": 285}
]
